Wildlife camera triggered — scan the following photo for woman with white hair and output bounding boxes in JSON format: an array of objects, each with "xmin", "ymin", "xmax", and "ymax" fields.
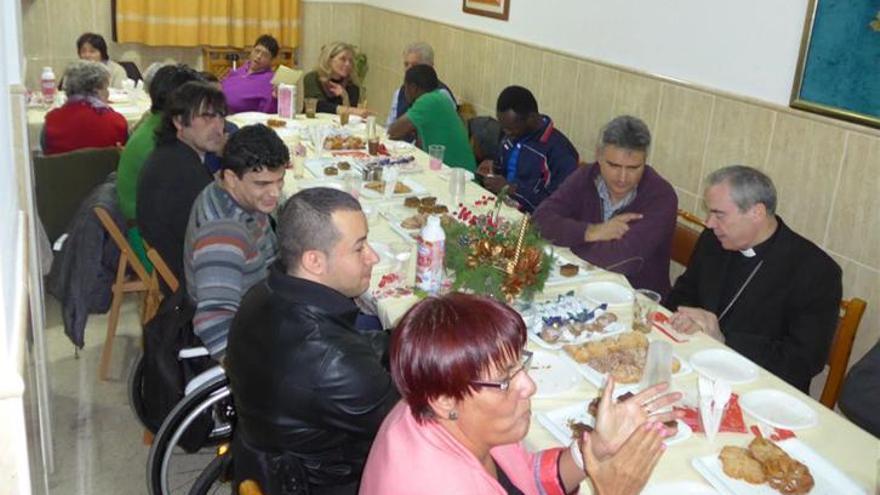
[{"xmin": 42, "ymin": 60, "xmax": 128, "ymax": 155}]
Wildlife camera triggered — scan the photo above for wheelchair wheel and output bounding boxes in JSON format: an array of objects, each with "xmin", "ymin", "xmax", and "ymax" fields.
[
  {"xmin": 127, "ymin": 352, "xmax": 150, "ymax": 430},
  {"xmin": 188, "ymin": 449, "xmax": 232, "ymax": 495},
  {"xmin": 146, "ymin": 372, "xmax": 235, "ymax": 494}
]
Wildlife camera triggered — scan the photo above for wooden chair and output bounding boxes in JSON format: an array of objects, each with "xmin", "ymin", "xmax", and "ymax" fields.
[
  {"xmin": 239, "ymin": 480, "xmax": 265, "ymax": 495},
  {"xmin": 671, "ymin": 209, "xmax": 706, "ymax": 267},
  {"xmin": 93, "ymin": 206, "xmax": 163, "ymax": 380},
  {"xmin": 820, "ymin": 298, "xmax": 867, "ymax": 409},
  {"xmin": 33, "ymin": 147, "xmax": 120, "ymax": 242}
]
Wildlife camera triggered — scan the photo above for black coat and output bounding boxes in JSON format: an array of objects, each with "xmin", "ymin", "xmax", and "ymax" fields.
[
  {"xmin": 47, "ymin": 173, "xmax": 120, "ymax": 348},
  {"xmin": 666, "ymin": 217, "xmax": 842, "ymax": 392},
  {"xmin": 136, "ymin": 139, "xmax": 212, "ymax": 288},
  {"xmin": 226, "ymin": 264, "xmax": 399, "ymax": 493}
]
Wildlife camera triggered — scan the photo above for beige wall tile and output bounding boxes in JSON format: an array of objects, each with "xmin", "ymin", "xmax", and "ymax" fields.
[
  {"xmin": 651, "ymin": 84, "xmax": 714, "ymax": 196},
  {"xmin": 675, "ymin": 188, "xmax": 702, "ymax": 214},
  {"xmin": 21, "ymin": 0, "xmax": 50, "ymax": 63},
  {"xmin": 46, "ymin": 0, "xmax": 96, "ymax": 70},
  {"xmin": 452, "ymin": 29, "xmax": 486, "ymax": 107},
  {"xmin": 701, "ymin": 97, "xmax": 776, "ymax": 185},
  {"xmin": 539, "ymin": 53, "xmax": 578, "ymax": 136},
  {"xmin": 826, "ymin": 133, "xmax": 880, "ymax": 269},
  {"xmin": 611, "ymin": 71, "xmax": 662, "ymax": 134},
  {"xmin": 332, "ymin": 4, "xmax": 362, "ymax": 51},
  {"xmin": 570, "ymin": 60, "xmax": 620, "ymax": 158},
  {"xmin": 479, "ymin": 36, "xmax": 514, "ymax": 112},
  {"xmin": 509, "ymin": 43, "xmax": 544, "ymax": 103},
  {"xmin": 358, "ymin": 7, "xmax": 381, "ymax": 72},
  {"xmin": 764, "ymin": 113, "xmax": 846, "ymax": 244}
]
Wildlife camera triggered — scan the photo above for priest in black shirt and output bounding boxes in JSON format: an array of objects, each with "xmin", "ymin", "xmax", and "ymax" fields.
[{"xmin": 665, "ymin": 165, "xmax": 841, "ymax": 393}]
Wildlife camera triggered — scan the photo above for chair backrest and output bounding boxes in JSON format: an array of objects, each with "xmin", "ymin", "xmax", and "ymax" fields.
[
  {"xmin": 146, "ymin": 246, "xmax": 180, "ymax": 293},
  {"xmin": 93, "ymin": 205, "xmax": 151, "ymax": 284},
  {"xmin": 671, "ymin": 209, "xmax": 706, "ymax": 267},
  {"xmin": 33, "ymin": 147, "xmax": 120, "ymax": 242},
  {"xmin": 821, "ymin": 298, "xmax": 867, "ymax": 409},
  {"xmin": 118, "ymin": 61, "xmax": 143, "ymax": 82}
]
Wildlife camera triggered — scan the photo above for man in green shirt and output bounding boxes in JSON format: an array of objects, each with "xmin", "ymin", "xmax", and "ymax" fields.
[
  {"xmin": 116, "ymin": 64, "xmax": 202, "ymax": 266},
  {"xmin": 387, "ymin": 65, "xmax": 475, "ymax": 172}
]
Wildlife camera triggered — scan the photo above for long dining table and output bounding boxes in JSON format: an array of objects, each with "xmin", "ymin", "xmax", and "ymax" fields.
[{"xmin": 228, "ymin": 111, "xmax": 879, "ymax": 494}]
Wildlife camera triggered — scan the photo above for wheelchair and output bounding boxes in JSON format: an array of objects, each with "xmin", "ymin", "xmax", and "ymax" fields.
[{"xmin": 130, "ymin": 346, "xmax": 236, "ymax": 494}]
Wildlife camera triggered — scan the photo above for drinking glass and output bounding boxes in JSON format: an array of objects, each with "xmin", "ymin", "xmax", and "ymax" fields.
[
  {"xmin": 390, "ymin": 241, "xmax": 413, "ymax": 287},
  {"xmin": 304, "ymin": 98, "xmax": 318, "ymax": 118},
  {"xmin": 633, "ymin": 288, "xmax": 661, "ymax": 333},
  {"xmin": 448, "ymin": 168, "xmax": 467, "ymax": 205},
  {"xmin": 428, "ymin": 144, "xmax": 445, "ymax": 171},
  {"xmin": 343, "ymin": 172, "xmax": 362, "ymax": 199}
]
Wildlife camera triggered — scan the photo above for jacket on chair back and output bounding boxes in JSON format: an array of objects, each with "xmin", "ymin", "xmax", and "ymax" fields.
[{"xmin": 226, "ymin": 263, "xmax": 399, "ymax": 492}]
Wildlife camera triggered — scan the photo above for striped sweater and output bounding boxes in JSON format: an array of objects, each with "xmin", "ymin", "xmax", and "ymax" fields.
[{"xmin": 184, "ymin": 182, "xmax": 278, "ymax": 358}]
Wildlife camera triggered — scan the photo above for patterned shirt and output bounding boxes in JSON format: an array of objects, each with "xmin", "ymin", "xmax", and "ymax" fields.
[
  {"xmin": 595, "ymin": 175, "xmax": 637, "ymax": 222},
  {"xmin": 184, "ymin": 182, "xmax": 277, "ymax": 358}
]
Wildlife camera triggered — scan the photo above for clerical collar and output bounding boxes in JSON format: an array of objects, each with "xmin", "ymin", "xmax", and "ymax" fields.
[{"xmin": 740, "ymin": 221, "xmax": 780, "ymax": 259}]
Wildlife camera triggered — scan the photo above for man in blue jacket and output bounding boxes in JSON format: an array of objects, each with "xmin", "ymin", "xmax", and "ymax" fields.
[{"xmin": 477, "ymin": 85, "xmax": 579, "ymax": 212}]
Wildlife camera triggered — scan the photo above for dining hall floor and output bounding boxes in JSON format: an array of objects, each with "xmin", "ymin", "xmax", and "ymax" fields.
[{"xmin": 29, "ymin": 295, "xmax": 151, "ymax": 494}]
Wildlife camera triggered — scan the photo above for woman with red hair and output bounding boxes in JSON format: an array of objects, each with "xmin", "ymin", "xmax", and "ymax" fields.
[{"xmin": 361, "ymin": 293, "xmax": 681, "ymax": 495}]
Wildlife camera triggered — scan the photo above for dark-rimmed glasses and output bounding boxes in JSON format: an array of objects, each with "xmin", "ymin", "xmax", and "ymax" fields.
[{"xmin": 470, "ymin": 350, "xmax": 533, "ymax": 391}]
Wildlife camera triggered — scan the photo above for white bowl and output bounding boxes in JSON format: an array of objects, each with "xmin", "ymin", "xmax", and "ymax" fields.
[{"xmin": 578, "ymin": 281, "xmax": 633, "ymax": 308}]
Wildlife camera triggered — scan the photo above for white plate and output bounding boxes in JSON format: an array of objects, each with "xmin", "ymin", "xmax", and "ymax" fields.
[
  {"xmin": 359, "ymin": 177, "xmax": 427, "ymax": 198},
  {"xmin": 642, "ymin": 481, "xmax": 719, "ymax": 495},
  {"xmin": 544, "ymin": 252, "xmax": 592, "ymax": 287},
  {"xmin": 689, "ymin": 349, "xmax": 758, "ymax": 384},
  {"xmin": 529, "ymin": 349, "xmax": 582, "ymax": 398},
  {"xmin": 293, "ymin": 178, "xmax": 345, "ymax": 192},
  {"xmin": 564, "ymin": 348, "xmax": 693, "ymax": 392},
  {"xmin": 536, "ymin": 400, "xmax": 692, "ymax": 447},
  {"xmin": 304, "ymin": 157, "xmax": 362, "ymax": 178},
  {"xmin": 527, "ymin": 322, "xmax": 627, "ymax": 350},
  {"xmin": 579, "ymin": 281, "xmax": 633, "ymax": 308},
  {"xmin": 740, "ymin": 389, "xmax": 818, "ymax": 430},
  {"xmin": 692, "ymin": 438, "xmax": 866, "ymax": 495}
]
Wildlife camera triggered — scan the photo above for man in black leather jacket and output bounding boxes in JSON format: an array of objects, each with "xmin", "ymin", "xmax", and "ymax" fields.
[{"xmin": 226, "ymin": 187, "xmax": 399, "ymax": 495}]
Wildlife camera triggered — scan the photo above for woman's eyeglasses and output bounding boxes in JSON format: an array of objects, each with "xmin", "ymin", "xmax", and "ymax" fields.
[{"xmin": 470, "ymin": 350, "xmax": 533, "ymax": 391}]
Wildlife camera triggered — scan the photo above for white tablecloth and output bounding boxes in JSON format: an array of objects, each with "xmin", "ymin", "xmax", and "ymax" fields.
[{"xmin": 227, "ymin": 111, "xmax": 880, "ymax": 494}]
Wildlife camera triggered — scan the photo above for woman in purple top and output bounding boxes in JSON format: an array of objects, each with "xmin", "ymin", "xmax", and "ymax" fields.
[{"xmin": 221, "ymin": 34, "xmax": 278, "ymax": 114}]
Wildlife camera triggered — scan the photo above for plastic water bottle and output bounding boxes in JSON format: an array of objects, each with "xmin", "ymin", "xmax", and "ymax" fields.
[
  {"xmin": 416, "ymin": 215, "xmax": 445, "ymax": 294},
  {"xmin": 40, "ymin": 66, "xmax": 56, "ymax": 105}
]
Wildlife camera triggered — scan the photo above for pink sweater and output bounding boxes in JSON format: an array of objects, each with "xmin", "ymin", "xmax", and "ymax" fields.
[{"xmin": 360, "ymin": 402, "xmax": 571, "ymax": 495}]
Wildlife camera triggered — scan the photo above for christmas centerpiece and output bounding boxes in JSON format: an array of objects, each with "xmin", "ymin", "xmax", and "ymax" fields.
[{"xmin": 443, "ymin": 191, "xmax": 553, "ymax": 301}]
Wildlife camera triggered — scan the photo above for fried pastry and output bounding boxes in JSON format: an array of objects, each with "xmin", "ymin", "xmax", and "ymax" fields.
[
  {"xmin": 719, "ymin": 446, "xmax": 767, "ymax": 484},
  {"xmin": 748, "ymin": 437, "xmax": 814, "ymax": 495}
]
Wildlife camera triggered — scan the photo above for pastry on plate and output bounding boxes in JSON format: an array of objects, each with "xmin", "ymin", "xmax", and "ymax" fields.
[{"xmin": 720, "ymin": 446, "xmax": 767, "ymax": 484}]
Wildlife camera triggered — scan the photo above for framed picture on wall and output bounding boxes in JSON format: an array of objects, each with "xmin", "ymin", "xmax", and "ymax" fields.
[
  {"xmin": 790, "ymin": 0, "xmax": 880, "ymax": 128},
  {"xmin": 462, "ymin": 0, "xmax": 510, "ymax": 21}
]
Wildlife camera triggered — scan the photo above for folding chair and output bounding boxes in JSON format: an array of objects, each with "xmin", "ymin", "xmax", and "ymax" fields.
[{"xmin": 93, "ymin": 205, "xmax": 161, "ymax": 380}]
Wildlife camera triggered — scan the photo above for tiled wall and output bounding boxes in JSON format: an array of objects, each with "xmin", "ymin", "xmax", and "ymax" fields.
[
  {"xmin": 20, "ymin": 0, "xmax": 201, "ymax": 89},
  {"xmin": 305, "ymin": 3, "xmax": 880, "ymax": 386}
]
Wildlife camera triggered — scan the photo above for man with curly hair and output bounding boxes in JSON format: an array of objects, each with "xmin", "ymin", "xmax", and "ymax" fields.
[{"xmin": 184, "ymin": 124, "xmax": 289, "ymax": 359}]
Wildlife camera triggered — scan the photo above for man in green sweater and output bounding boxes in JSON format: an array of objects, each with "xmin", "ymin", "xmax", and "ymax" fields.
[
  {"xmin": 387, "ymin": 65, "xmax": 475, "ymax": 172},
  {"xmin": 116, "ymin": 64, "xmax": 202, "ymax": 266}
]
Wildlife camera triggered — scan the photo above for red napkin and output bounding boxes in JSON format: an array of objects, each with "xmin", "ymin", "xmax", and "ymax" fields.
[
  {"xmin": 675, "ymin": 393, "xmax": 747, "ymax": 433},
  {"xmin": 750, "ymin": 424, "xmax": 796, "ymax": 441}
]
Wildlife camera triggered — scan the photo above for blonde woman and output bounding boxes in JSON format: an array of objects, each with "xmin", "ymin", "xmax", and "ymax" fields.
[{"xmin": 302, "ymin": 41, "xmax": 372, "ymax": 117}]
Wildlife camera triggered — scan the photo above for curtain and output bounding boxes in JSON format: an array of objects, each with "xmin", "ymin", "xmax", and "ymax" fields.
[{"xmin": 114, "ymin": 0, "xmax": 300, "ymax": 48}]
